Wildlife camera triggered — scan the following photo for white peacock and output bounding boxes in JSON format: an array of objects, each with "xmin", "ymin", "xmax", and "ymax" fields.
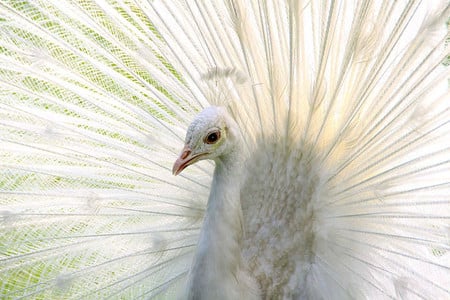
[{"xmin": 0, "ymin": 0, "xmax": 449, "ymax": 299}]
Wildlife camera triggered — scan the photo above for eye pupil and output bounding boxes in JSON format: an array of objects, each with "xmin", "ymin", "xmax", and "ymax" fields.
[
  {"xmin": 208, "ymin": 133, "xmax": 217, "ymax": 142},
  {"xmin": 205, "ymin": 131, "xmax": 220, "ymax": 144}
]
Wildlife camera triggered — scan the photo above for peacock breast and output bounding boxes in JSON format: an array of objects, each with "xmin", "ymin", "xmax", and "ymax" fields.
[{"xmin": 240, "ymin": 138, "xmax": 325, "ymax": 299}]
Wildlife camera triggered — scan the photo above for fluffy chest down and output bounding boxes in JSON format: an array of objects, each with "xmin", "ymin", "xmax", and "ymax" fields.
[{"xmin": 241, "ymin": 140, "xmax": 325, "ymax": 299}]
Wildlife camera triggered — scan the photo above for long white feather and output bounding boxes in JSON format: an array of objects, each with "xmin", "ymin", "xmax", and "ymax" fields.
[{"xmin": 0, "ymin": 0, "xmax": 449, "ymax": 298}]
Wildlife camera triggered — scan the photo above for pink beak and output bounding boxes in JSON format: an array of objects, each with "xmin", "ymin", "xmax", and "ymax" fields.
[
  {"xmin": 172, "ymin": 144, "xmax": 195, "ymax": 176},
  {"xmin": 172, "ymin": 144, "xmax": 191, "ymax": 175},
  {"xmin": 172, "ymin": 144, "xmax": 209, "ymax": 175}
]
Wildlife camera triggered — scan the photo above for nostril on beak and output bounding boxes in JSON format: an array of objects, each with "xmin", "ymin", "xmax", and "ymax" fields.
[{"xmin": 181, "ymin": 150, "xmax": 191, "ymax": 159}]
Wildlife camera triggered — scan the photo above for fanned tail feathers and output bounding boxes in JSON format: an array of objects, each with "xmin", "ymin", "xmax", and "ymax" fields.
[{"xmin": 0, "ymin": 0, "xmax": 449, "ymax": 298}]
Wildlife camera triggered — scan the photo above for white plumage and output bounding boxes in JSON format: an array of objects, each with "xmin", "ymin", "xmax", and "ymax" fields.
[
  {"xmin": 0, "ymin": 0, "xmax": 449, "ymax": 299},
  {"xmin": 173, "ymin": 106, "xmax": 258, "ymax": 299}
]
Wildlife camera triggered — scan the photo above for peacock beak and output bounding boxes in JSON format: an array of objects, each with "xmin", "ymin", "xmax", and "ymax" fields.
[
  {"xmin": 173, "ymin": 144, "xmax": 191, "ymax": 175},
  {"xmin": 172, "ymin": 144, "xmax": 196, "ymax": 176},
  {"xmin": 173, "ymin": 144, "xmax": 209, "ymax": 176}
]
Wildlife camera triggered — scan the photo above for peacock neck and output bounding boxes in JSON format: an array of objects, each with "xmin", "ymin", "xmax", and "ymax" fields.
[
  {"xmin": 208, "ymin": 152, "xmax": 242, "ymax": 223},
  {"xmin": 187, "ymin": 149, "xmax": 246, "ymax": 299}
]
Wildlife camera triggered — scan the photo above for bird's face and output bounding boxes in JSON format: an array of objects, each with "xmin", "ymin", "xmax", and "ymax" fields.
[{"xmin": 172, "ymin": 106, "xmax": 238, "ymax": 175}]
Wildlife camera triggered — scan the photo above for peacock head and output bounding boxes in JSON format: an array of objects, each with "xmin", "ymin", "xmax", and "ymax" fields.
[{"xmin": 172, "ymin": 106, "xmax": 240, "ymax": 175}]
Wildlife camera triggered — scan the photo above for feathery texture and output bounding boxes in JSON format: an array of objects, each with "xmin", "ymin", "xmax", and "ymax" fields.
[{"xmin": 0, "ymin": 0, "xmax": 449, "ymax": 299}]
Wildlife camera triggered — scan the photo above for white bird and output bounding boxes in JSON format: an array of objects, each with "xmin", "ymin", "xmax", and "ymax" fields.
[
  {"xmin": 0, "ymin": 0, "xmax": 449, "ymax": 299},
  {"xmin": 173, "ymin": 106, "xmax": 259, "ymax": 299}
]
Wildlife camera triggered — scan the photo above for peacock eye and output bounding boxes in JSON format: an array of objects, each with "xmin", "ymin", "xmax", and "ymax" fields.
[{"xmin": 205, "ymin": 130, "xmax": 221, "ymax": 144}]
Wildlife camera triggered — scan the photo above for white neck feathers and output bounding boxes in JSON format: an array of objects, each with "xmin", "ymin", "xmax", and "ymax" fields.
[{"xmin": 186, "ymin": 151, "xmax": 252, "ymax": 299}]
